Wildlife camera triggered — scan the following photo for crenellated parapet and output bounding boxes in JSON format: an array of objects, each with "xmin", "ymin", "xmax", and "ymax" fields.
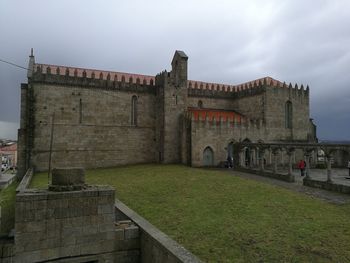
[
  {"xmin": 31, "ymin": 63, "xmax": 156, "ymax": 94},
  {"xmin": 187, "ymin": 76, "xmax": 309, "ymax": 99}
]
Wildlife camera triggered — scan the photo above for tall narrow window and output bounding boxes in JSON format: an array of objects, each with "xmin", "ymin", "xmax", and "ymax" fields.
[
  {"xmin": 285, "ymin": 101, "xmax": 292, "ymax": 129},
  {"xmin": 79, "ymin": 98, "xmax": 82, "ymax": 124},
  {"xmin": 131, "ymin": 95, "xmax": 138, "ymax": 126}
]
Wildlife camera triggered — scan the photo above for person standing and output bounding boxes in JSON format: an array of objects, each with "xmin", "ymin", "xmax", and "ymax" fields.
[
  {"xmin": 298, "ymin": 159, "xmax": 305, "ymax": 176},
  {"xmin": 348, "ymin": 160, "xmax": 350, "ymax": 177}
]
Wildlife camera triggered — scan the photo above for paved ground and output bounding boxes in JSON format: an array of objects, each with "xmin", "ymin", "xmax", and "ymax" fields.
[
  {"xmin": 0, "ymin": 172, "xmax": 16, "ymax": 190},
  {"xmin": 222, "ymin": 168, "xmax": 350, "ymax": 205}
]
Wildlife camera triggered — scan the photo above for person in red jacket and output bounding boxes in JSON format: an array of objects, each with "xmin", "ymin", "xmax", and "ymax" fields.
[{"xmin": 298, "ymin": 160, "xmax": 306, "ymax": 176}]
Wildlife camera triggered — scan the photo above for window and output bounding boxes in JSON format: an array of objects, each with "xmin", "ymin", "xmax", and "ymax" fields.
[
  {"xmin": 285, "ymin": 101, "xmax": 292, "ymax": 129},
  {"xmin": 198, "ymin": 100, "xmax": 203, "ymax": 108},
  {"xmin": 131, "ymin": 95, "xmax": 138, "ymax": 126}
]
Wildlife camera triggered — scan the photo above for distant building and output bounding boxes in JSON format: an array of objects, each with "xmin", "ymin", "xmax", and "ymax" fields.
[
  {"xmin": 18, "ymin": 50, "xmax": 316, "ymax": 177},
  {"xmin": 0, "ymin": 142, "xmax": 17, "ymax": 169}
]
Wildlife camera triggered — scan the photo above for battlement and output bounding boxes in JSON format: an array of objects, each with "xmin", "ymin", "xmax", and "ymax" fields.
[
  {"xmin": 31, "ymin": 63, "xmax": 156, "ymax": 93},
  {"xmin": 34, "ymin": 63, "xmax": 155, "ymax": 85},
  {"xmin": 188, "ymin": 76, "xmax": 309, "ymax": 99}
]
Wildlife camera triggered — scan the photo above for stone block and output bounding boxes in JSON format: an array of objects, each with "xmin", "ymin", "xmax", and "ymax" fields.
[
  {"xmin": 115, "ymin": 238, "xmax": 140, "ymax": 251},
  {"xmin": 125, "ymin": 225, "xmax": 139, "ymax": 239},
  {"xmin": 114, "ymin": 250, "xmax": 140, "ymax": 263},
  {"xmin": 39, "ymin": 247, "xmax": 60, "ymax": 261},
  {"xmin": 98, "ymin": 204, "xmax": 114, "ymax": 215},
  {"xmin": 115, "ymin": 228, "xmax": 125, "ymax": 240}
]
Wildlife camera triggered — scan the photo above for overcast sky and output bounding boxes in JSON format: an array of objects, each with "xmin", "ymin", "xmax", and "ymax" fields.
[{"xmin": 0, "ymin": 0, "xmax": 349, "ymax": 140}]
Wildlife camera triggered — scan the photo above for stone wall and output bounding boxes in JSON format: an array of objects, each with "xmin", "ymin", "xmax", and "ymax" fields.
[
  {"xmin": 187, "ymin": 96, "xmax": 235, "ymax": 110},
  {"xmin": 190, "ymin": 119, "xmax": 265, "ymax": 167},
  {"xmin": 18, "ymin": 51, "xmax": 314, "ymax": 172},
  {"xmin": 234, "ymin": 92, "xmax": 265, "ymax": 120},
  {"xmin": 29, "ymin": 83, "xmax": 156, "ymax": 171},
  {"xmin": 15, "ymin": 186, "xmax": 116, "ymax": 262},
  {"xmin": 264, "ymin": 85, "xmax": 310, "ymax": 141},
  {"xmin": 115, "ymin": 200, "xmax": 203, "ymax": 263},
  {"xmin": 0, "ymin": 239, "xmax": 14, "ymax": 263}
]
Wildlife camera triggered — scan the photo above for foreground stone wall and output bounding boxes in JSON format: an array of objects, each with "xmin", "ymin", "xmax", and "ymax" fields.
[
  {"xmin": 115, "ymin": 200, "xmax": 203, "ymax": 263},
  {"xmin": 15, "ymin": 186, "xmax": 115, "ymax": 262}
]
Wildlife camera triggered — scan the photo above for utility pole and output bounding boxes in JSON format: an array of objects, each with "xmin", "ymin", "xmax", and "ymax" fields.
[{"xmin": 48, "ymin": 113, "xmax": 55, "ymax": 185}]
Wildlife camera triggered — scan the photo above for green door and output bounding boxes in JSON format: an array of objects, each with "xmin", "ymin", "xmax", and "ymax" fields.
[{"xmin": 203, "ymin": 147, "xmax": 214, "ymax": 166}]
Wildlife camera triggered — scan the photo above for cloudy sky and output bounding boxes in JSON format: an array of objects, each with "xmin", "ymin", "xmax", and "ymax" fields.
[{"xmin": 0, "ymin": 0, "xmax": 349, "ymax": 140}]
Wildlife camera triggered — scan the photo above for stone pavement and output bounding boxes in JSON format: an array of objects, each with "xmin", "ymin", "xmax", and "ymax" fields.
[{"xmin": 223, "ymin": 168, "xmax": 350, "ymax": 205}]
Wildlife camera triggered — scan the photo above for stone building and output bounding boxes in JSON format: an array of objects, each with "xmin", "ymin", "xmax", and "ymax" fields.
[{"xmin": 17, "ymin": 50, "xmax": 317, "ymax": 177}]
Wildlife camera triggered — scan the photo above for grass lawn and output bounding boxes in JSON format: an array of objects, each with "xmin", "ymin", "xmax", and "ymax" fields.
[
  {"xmin": 31, "ymin": 164, "xmax": 350, "ymax": 262},
  {"xmin": 0, "ymin": 181, "xmax": 18, "ymax": 235}
]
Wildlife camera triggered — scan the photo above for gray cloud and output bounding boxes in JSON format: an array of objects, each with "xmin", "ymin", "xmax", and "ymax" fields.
[{"xmin": 0, "ymin": 0, "xmax": 349, "ymax": 140}]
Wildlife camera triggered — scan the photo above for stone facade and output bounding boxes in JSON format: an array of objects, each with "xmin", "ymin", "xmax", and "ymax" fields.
[
  {"xmin": 18, "ymin": 50, "xmax": 316, "ymax": 176},
  {"xmin": 15, "ymin": 183, "xmax": 116, "ymax": 262}
]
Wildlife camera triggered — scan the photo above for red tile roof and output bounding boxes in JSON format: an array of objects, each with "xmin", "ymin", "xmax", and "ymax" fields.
[
  {"xmin": 187, "ymin": 107, "xmax": 244, "ymax": 123},
  {"xmin": 0, "ymin": 143, "xmax": 17, "ymax": 153}
]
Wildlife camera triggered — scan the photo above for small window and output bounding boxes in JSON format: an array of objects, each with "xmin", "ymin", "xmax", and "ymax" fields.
[
  {"xmin": 131, "ymin": 95, "xmax": 138, "ymax": 126},
  {"xmin": 198, "ymin": 100, "xmax": 203, "ymax": 108},
  {"xmin": 285, "ymin": 101, "xmax": 292, "ymax": 129}
]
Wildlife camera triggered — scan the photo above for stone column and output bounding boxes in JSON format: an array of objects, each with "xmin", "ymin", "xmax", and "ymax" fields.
[
  {"xmin": 272, "ymin": 149, "xmax": 278, "ymax": 174},
  {"xmin": 259, "ymin": 148, "xmax": 265, "ymax": 172},
  {"xmin": 305, "ymin": 152, "xmax": 311, "ymax": 179},
  {"xmin": 326, "ymin": 153, "xmax": 333, "ymax": 182},
  {"xmin": 249, "ymin": 148, "xmax": 254, "ymax": 169},
  {"xmin": 287, "ymin": 151, "xmax": 293, "ymax": 176}
]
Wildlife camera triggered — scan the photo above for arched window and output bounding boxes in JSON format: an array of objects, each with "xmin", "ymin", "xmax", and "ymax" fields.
[
  {"xmin": 131, "ymin": 95, "xmax": 138, "ymax": 126},
  {"xmin": 198, "ymin": 100, "xmax": 203, "ymax": 108},
  {"xmin": 285, "ymin": 101, "xmax": 293, "ymax": 129}
]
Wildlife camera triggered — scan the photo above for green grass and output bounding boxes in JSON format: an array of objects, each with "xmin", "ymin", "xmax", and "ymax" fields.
[
  {"xmin": 31, "ymin": 164, "xmax": 350, "ymax": 262},
  {"xmin": 0, "ymin": 181, "xmax": 18, "ymax": 235}
]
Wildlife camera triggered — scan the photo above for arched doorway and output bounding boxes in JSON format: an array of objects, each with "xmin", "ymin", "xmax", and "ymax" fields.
[
  {"xmin": 203, "ymin": 147, "xmax": 214, "ymax": 166},
  {"xmin": 227, "ymin": 142, "xmax": 234, "ymax": 159}
]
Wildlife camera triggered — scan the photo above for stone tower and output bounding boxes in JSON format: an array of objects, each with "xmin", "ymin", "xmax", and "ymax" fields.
[{"xmin": 155, "ymin": 51, "xmax": 188, "ymax": 163}]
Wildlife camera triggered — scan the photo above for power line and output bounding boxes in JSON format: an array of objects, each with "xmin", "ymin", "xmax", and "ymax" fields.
[{"xmin": 0, "ymin": 58, "xmax": 30, "ymax": 71}]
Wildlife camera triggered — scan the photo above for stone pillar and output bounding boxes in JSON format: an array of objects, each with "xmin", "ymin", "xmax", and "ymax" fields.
[
  {"xmin": 287, "ymin": 152, "xmax": 293, "ymax": 176},
  {"xmin": 305, "ymin": 152, "xmax": 311, "ymax": 179},
  {"xmin": 259, "ymin": 149, "xmax": 265, "ymax": 172},
  {"xmin": 239, "ymin": 150, "xmax": 244, "ymax": 167},
  {"xmin": 15, "ymin": 168, "xmax": 116, "ymax": 262},
  {"xmin": 273, "ymin": 151, "xmax": 278, "ymax": 174},
  {"xmin": 249, "ymin": 148, "xmax": 254, "ymax": 169},
  {"xmin": 326, "ymin": 154, "xmax": 333, "ymax": 182}
]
